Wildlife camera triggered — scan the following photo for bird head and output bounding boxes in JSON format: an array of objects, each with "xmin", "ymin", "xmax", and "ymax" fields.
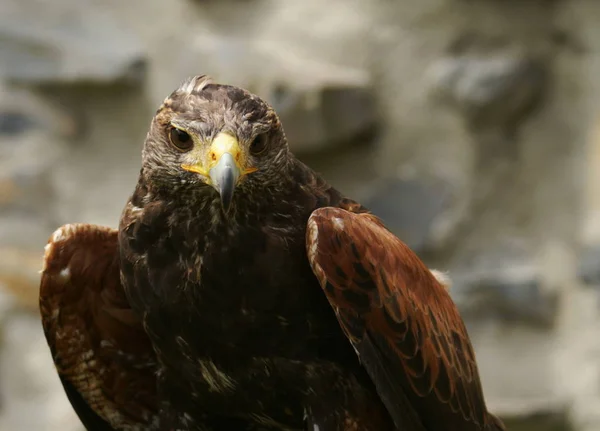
[{"xmin": 141, "ymin": 75, "xmax": 290, "ymax": 213}]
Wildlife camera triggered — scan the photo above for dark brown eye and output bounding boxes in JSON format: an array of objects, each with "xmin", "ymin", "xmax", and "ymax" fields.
[
  {"xmin": 169, "ymin": 127, "xmax": 193, "ymax": 151},
  {"xmin": 249, "ymin": 133, "xmax": 268, "ymax": 155}
]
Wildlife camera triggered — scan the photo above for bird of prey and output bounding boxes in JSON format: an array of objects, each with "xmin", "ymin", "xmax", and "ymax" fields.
[{"xmin": 39, "ymin": 75, "xmax": 506, "ymax": 431}]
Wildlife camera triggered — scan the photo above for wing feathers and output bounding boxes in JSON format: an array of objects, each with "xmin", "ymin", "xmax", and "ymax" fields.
[
  {"xmin": 39, "ymin": 224, "xmax": 159, "ymax": 431},
  {"xmin": 306, "ymin": 207, "xmax": 505, "ymax": 431}
]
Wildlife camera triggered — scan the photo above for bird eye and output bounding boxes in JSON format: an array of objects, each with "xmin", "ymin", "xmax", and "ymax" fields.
[
  {"xmin": 249, "ymin": 134, "xmax": 268, "ymax": 155},
  {"xmin": 169, "ymin": 127, "xmax": 193, "ymax": 151}
]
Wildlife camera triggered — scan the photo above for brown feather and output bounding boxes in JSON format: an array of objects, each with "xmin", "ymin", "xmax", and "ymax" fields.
[
  {"xmin": 306, "ymin": 207, "xmax": 505, "ymax": 431},
  {"xmin": 39, "ymin": 224, "xmax": 159, "ymax": 430}
]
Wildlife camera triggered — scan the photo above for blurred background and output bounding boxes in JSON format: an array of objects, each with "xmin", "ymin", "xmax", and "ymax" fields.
[{"xmin": 0, "ymin": 0, "xmax": 598, "ymax": 430}]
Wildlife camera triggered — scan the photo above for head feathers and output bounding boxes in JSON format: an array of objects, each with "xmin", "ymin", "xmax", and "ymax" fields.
[{"xmin": 176, "ymin": 75, "xmax": 215, "ymax": 97}]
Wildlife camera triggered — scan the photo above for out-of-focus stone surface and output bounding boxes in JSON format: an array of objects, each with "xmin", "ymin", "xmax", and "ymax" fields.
[
  {"xmin": 362, "ymin": 177, "xmax": 453, "ymax": 255},
  {"xmin": 0, "ymin": 0, "xmax": 598, "ymax": 429},
  {"xmin": 578, "ymin": 245, "xmax": 600, "ymax": 286},
  {"xmin": 0, "ymin": 309, "xmax": 81, "ymax": 431},
  {"xmin": 429, "ymin": 48, "xmax": 547, "ymax": 137},
  {"xmin": 273, "ymin": 85, "xmax": 378, "ymax": 154},
  {"xmin": 0, "ymin": 248, "xmax": 43, "ymax": 311},
  {"xmin": 503, "ymin": 411, "xmax": 573, "ymax": 431},
  {"xmin": 0, "ymin": 0, "xmax": 145, "ymax": 83},
  {"xmin": 450, "ymin": 260, "xmax": 556, "ymax": 327},
  {"xmin": 0, "ymin": 84, "xmax": 84, "ymax": 429}
]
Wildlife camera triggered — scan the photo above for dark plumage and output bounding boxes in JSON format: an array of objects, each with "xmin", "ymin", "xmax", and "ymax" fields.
[{"xmin": 39, "ymin": 75, "xmax": 505, "ymax": 431}]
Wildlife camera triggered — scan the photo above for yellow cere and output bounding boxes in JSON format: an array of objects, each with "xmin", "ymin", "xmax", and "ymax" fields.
[
  {"xmin": 180, "ymin": 132, "xmax": 259, "ymax": 178},
  {"xmin": 209, "ymin": 132, "xmax": 242, "ymax": 163}
]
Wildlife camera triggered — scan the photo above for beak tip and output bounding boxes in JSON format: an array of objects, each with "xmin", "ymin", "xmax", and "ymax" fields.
[
  {"xmin": 219, "ymin": 188, "xmax": 235, "ymax": 214},
  {"xmin": 209, "ymin": 152, "xmax": 240, "ymax": 213}
]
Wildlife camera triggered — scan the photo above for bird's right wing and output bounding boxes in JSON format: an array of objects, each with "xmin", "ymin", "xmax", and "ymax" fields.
[{"xmin": 39, "ymin": 224, "xmax": 159, "ymax": 431}]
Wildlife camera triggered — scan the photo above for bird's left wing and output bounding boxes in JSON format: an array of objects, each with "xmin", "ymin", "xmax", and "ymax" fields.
[
  {"xmin": 306, "ymin": 207, "xmax": 504, "ymax": 431},
  {"xmin": 39, "ymin": 224, "xmax": 159, "ymax": 431}
]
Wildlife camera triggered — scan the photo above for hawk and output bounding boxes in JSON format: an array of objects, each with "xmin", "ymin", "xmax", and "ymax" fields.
[{"xmin": 39, "ymin": 75, "xmax": 506, "ymax": 431}]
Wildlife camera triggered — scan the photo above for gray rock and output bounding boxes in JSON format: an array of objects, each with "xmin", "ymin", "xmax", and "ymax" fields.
[
  {"xmin": 270, "ymin": 85, "xmax": 378, "ymax": 154},
  {"xmin": 148, "ymin": 29, "xmax": 374, "ymax": 153},
  {"xmin": 428, "ymin": 51, "xmax": 546, "ymax": 134},
  {"xmin": 361, "ymin": 178, "xmax": 452, "ymax": 255},
  {"xmin": 0, "ymin": 248, "xmax": 45, "ymax": 311},
  {"xmin": 0, "ymin": 112, "xmax": 38, "ymax": 137},
  {"xmin": 0, "ymin": 311, "xmax": 82, "ymax": 431},
  {"xmin": 0, "ymin": 0, "xmax": 145, "ymax": 83},
  {"xmin": 578, "ymin": 244, "xmax": 600, "ymax": 286},
  {"xmin": 0, "ymin": 86, "xmax": 71, "ymax": 248},
  {"xmin": 449, "ymin": 259, "xmax": 557, "ymax": 327},
  {"xmin": 502, "ymin": 410, "xmax": 573, "ymax": 431}
]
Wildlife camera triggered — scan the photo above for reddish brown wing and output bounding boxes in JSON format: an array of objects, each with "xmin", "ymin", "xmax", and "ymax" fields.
[
  {"xmin": 306, "ymin": 207, "xmax": 504, "ymax": 431},
  {"xmin": 39, "ymin": 224, "xmax": 159, "ymax": 431}
]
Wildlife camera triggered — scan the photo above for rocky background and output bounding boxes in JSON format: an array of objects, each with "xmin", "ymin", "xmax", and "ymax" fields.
[{"xmin": 0, "ymin": 0, "xmax": 598, "ymax": 429}]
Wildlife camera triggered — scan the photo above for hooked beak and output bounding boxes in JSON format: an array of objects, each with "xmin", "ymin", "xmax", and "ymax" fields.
[
  {"xmin": 209, "ymin": 151, "xmax": 239, "ymax": 213},
  {"xmin": 181, "ymin": 132, "xmax": 257, "ymax": 213}
]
